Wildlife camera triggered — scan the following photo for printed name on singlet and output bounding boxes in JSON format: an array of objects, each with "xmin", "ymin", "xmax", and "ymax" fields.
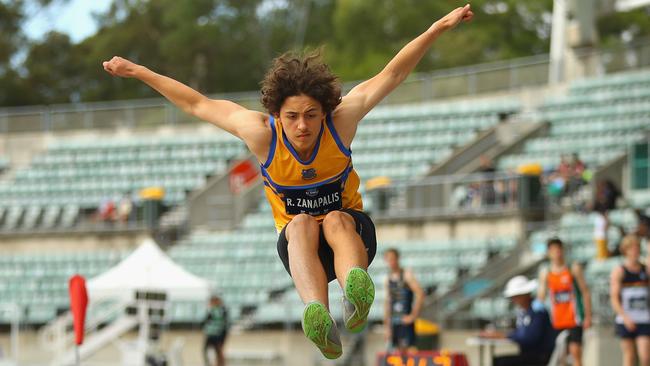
[
  {"xmin": 286, "ymin": 192, "xmax": 341, "ymax": 210},
  {"xmin": 281, "ymin": 178, "xmax": 343, "ymax": 216}
]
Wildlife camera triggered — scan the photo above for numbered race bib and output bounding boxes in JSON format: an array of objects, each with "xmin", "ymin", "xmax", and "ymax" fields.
[
  {"xmin": 281, "ymin": 179, "xmax": 343, "ymax": 216},
  {"xmin": 553, "ymin": 290, "xmax": 572, "ymax": 304},
  {"xmin": 629, "ymin": 295, "xmax": 649, "ymax": 311}
]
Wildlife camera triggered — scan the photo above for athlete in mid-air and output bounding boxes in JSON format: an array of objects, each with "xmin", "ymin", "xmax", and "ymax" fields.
[{"xmin": 102, "ymin": 5, "xmax": 473, "ymax": 359}]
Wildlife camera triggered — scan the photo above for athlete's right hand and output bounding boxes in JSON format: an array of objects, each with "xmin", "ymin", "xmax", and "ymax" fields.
[
  {"xmin": 102, "ymin": 56, "xmax": 139, "ymax": 78},
  {"xmin": 623, "ymin": 316, "xmax": 637, "ymax": 332}
]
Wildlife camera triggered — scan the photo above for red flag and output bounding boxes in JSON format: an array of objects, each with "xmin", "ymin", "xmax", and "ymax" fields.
[
  {"xmin": 68, "ymin": 275, "xmax": 88, "ymax": 345},
  {"xmin": 229, "ymin": 159, "xmax": 259, "ymax": 194}
]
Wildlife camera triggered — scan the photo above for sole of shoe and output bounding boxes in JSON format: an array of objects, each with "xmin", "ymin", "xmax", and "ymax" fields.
[
  {"xmin": 344, "ymin": 267, "xmax": 375, "ymax": 333},
  {"xmin": 302, "ymin": 302, "xmax": 342, "ymax": 359}
]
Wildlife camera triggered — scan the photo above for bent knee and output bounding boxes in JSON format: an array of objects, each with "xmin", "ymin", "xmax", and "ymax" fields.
[
  {"xmin": 322, "ymin": 211, "xmax": 355, "ymax": 234},
  {"xmin": 286, "ymin": 213, "xmax": 319, "ymax": 240}
]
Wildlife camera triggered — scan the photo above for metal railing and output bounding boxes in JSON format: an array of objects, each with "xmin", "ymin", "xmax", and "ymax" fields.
[
  {"xmin": 0, "ymin": 216, "xmax": 151, "ymax": 236},
  {"xmin": 1, "ymin": 38, "xmax": 649, "ymax": 134},
  {"xmin": 369, "ymin": 171, "xmax": 544, "ymax": 221}
]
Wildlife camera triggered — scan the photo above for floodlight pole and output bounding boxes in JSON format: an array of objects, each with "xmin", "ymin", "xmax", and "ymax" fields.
[{"xmin": 549, "ymin": 0, "xmax": 568, "ymax": 84}]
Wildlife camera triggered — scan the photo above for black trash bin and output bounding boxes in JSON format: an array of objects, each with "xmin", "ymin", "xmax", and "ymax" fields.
[
  {"xmin": 518, "ymin": 174, "xmax": 543, "ymax": 209},
  {"xmin": 139, "ymin": 187, "xmax": 165, "ymax": 230}
]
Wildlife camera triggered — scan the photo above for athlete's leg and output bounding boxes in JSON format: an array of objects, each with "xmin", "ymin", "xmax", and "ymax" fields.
[
  {"xmin": 285, "ymin": 214, "xmax": 329, "ymax": 307},
  {"xmin": 204, "ymin": 339, "xmax": 215, "ymax": 366},
  {"xmin": 322, "ymin": 210, "xmax": 375, "ymax": 333},
  {"xmin": 620, "ymin": 339, "xmax": 636, "ymax": 366},
  {"xmin": 568, "ymin": 342, "xmax": 582, "ymax": 366},
  {"xmin": 321, "ymin": 211, "xmax": 368, "ymax": 288},
  {"xmin": 636, "ymin": 336, "xmax": 650, "ymax": 366},
  {"xmin": 216, "ymin": 342, "xmax": 226, "ymax": 366}
]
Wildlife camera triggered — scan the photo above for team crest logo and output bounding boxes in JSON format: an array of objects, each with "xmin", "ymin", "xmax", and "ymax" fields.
[{"xmin": 302, "ymin": 168, "xmax": 317, "ymax": 180}]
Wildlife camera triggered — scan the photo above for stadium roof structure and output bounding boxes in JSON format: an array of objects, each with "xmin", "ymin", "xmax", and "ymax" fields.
[{"xmin": 87, "ymin": 238, "xmax": 210, "ymax": 302}]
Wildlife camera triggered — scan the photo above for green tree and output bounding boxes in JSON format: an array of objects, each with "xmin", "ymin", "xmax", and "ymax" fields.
[
  {"xmin": 4, "ymin": 0, "xmax": 650, "ymax": 108},
  {"xmin": 598, "ymin": 6, "xmax": 650, "ymax": 46},
  {"xmin": 328, "ymin": 0, "xmax": 553, "ymax": 80},
  {"xmin": 0, "ymin": 1, "xmax": 24, "ymax": 72}
]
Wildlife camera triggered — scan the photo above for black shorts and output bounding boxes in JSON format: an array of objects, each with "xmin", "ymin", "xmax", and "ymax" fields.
[
  {"xmin": 205, "ymin": 334, "xmax": 226, "ymax": 348},
  {"xmin": 616, "ymin": 323, "xmax": 650, "ymax": 339},
  {"xmin": 556, "ymin": 326, "xmax": 583, "ymax": 345},
  {"xmin": 277, "ymin": 209, "xmax": 377, "ymax": 283},
  {"xmin": 391, "ymin": 323, "xmax": 416, "ymax": 349}
]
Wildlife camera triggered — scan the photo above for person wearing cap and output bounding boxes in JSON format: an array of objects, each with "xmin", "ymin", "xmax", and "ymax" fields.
[
  {"xmin": 203, "ymin": 295, "xmax": 229, "ymax": 366},
  {"xmin": 537, "ymin": 238, "xmax": 592, "ymax": 366},
  {"xmin": 481, "ymin": 275, "xmax": 555, "ymax": 366}
]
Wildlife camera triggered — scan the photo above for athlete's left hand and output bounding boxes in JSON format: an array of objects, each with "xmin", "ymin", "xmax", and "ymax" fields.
[
  {"xmin": 583, "ymin": 316, "xmax": 592, "ymax": 329},
  {"xmin": 401, "ymin": 314, "xmax": 416, "ymax": 324},
  {"xmin": 434, "ymin": 4, "xmax": 474, "ymax": 32}
]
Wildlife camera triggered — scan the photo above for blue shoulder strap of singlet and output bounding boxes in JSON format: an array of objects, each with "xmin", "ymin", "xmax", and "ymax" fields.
[
  {"xmin": 326, "ymin": 114, "xmax": 352, "ymax": 157},
  {"xmin": 261, "ymin": 115, "xmax": 278, "ymax": 169}
]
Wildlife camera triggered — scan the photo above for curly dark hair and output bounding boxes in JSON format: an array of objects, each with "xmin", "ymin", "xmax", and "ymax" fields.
[
  {"xmin": 260, "ymin": 50, "xmax": 342, "ymax": 116},
  {"xmin": 547, "ymin": 237, "xmax": 564, "ymax": 248}
]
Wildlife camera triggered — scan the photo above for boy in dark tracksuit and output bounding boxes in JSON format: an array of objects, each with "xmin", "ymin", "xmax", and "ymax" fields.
[{"xmin": 203, "ymin": 295, "xmax": 229, "ymax": 366}]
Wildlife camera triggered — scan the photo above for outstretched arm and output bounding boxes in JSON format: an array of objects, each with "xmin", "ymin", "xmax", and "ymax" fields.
[
  {"xmin": 334, "ymin": 4, "xmax": 473, "ymax": 137},
  {"xmin": 102, "ymin": 57, "xmax": 264, "ymax": 138}
]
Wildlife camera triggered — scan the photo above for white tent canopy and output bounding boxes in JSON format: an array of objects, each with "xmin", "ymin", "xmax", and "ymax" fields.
[{"xmin": 87, "ymin": 238, "xmax": 210, "ymax": 302}]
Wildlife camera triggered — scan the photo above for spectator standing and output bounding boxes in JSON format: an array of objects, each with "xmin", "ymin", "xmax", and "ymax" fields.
[
  {"xmin": 537, "ymin": 238, "xmax": 592, "ymax": 366},
  {"xmin": 203, "ymin": 295, "xmax": 229, "ymax": 366},
  {"xmin": 383, "ymin": 248, "xmax": 425, "ymax": 352},
  {"xmin": 610, "ymin": 235, "xmax": 650, "ymax": 366}
]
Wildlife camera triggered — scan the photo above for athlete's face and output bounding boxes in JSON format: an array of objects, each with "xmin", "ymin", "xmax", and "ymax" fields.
[
  {"xmin": 210, "ymin": 297, "xmax": 222, "ymax": 307},
  {"xmin": 547, "ymin": 244, "xmax": 563, "ymax": 263},
  {"xmin": 624, "ymin": 242, "xmax": 640, "ymax": 261},
  {"xmin": 384, "ymin": 251, "xmax": 399, "ymax": 271},
  {"xmin": 278, "ymin": 94, "xmax": 326, "ymax": 158}
]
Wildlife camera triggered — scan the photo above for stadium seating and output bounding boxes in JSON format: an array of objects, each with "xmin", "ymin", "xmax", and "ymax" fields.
[
  {"xmin": 0, "ymin": 134, "xmax": 245, "ymax": 230},
  {"xmin": 0, "ymin": 99, "xmax": 518, "ymax": 232},
  {"xmin": 630, "ymin": 189, "xmax": 650, "ymax": 207},
  {"xmin": 498, "ymin": 69, "xmax": 650, "ymax": 171},
  {"xmin": 0, "ymin": 157, "xmax": 8, "ymax": 173},
  {"xmin": 473, "ymin": 71, "xmax": 650, "ymax": 322},
  {"xmin": 0, "ymin": 251, "xmax": 124, "ymax": 324},
  {"xmin": 354, "ymin": 99, "xmax": 519, "ymax": 181},
  {"xmin": 0, "ymin": 98, "xmax": 521, "ymax": 324},
  {"xmin": 1, "ymin": 66, "xmax": 647, "ymax": 328}
]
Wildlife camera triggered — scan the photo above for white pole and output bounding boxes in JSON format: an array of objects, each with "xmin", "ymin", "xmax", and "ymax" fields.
[
  {"xmin": 549, "ymin": 0, "xmax": 568, "ymax": 84},
  {"xmin": 10, "ymin": 304, "xmax": 19, "ymax": 363},
  {"xmin": 75, "ymin": 346, "xmax": 80, "ymax": 366}
]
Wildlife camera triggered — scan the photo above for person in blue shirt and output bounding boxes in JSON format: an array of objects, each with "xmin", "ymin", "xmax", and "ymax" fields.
[{"xmin": 480, "ymin": 276, "xmax": 556, "ymax": 366}]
